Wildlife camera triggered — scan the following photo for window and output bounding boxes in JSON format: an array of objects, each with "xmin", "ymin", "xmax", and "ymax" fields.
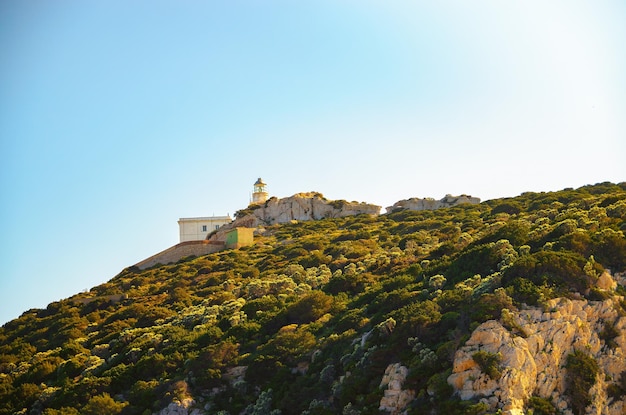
[
  {"xmin": 215, "ymin": 225, "xmax": 220, "ymax": 230},
  {"xmin": 202, "ymin": 225, "xmax": 207, "ymax": 232}
]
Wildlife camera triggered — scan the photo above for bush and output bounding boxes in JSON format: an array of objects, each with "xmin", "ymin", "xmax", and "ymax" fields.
[
  {"xmin": 506, "ymin": 278, "xmax": 550, "ymax": 307},
  {"xmin": 607, "ymin": 371, "xmax": 626, "ymax": 400},
  {"xmin": 261, "ymin": 328, "xmax": 316, "ymax": 364},
  {"xmin": 472, "ymin": 351, "xmax": 502, "ymax": 379},
  {"xmin": 484, "ymin": 220, "xmax": 530, "ymax": 246},
  {"xmin": 565, "ymin": 350, "xmax": 599, "ymax": 415},
  {"xmin": 128, "ymin": 380, "xmax": 160, "ymax": 409},
  {"xmin": 391, "ymin": 299, "xmax": 441, "ymax": 338},
  {"xmin": 598, "ymin": 321, "xmax": 620, "ymax": 349},
  {"xmin": 82, "ymin": 393, "xmax": 127, "ymax": 415},
  {"xmin": 42, "ymin": 409, "xmax": 80, "ymax": 415},
  {"xmin": 527, "ymin": 396, "xmax": 557, "ymax": 415},
  {"xmin": 503, "ymin": 250, "xmax": 589, "ymax": 294},
  {"xmin": 447, "ymin": 244, "xmax": 501, "ymax": 283},
  {"xmin": 491, "ymin": 202, "xmax": 523, "ymax": 215},
  {"xmin": 472, "ymin": 290, "xmax": 515, "ymax": 321},
  {"xmin": 287, "ymin": 291, "xmax": 333, "ymax": 324}
]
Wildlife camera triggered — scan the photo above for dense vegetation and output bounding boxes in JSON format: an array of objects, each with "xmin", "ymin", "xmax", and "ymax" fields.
[{"xmin": 1, "ymin": 182, "xmax": 625, "ymax": 414}]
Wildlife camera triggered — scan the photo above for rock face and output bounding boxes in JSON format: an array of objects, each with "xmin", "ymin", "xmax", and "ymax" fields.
[
  {"xmin": 209, "ymin": 193, "xmax": 381, "ymax": 241},
  {"xmin": 249, "ymin": 192, "xmax": 381, "ymax": 224},
  {"xmin": 597, "ymin": 270, "xmax": 618, "ymax": 291},
  {"xmin": 379, "ymin": 363, "xmax": 415, "ymax": 415},
  {"xmin": 448, "ymin": 297, "xmax": 626, "ymax": 415},
  {"xmin": 154, "ymin": 398, "xmax": 204, "ymax": 415},
  {"xmin": 386, "ymin": 194, "xmax": 480, "ymax": 213}
]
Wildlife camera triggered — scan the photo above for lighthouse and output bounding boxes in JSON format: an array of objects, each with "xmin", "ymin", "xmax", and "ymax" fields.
[{"xmin": 251, "ymin": 178, "xmax": 268, "ymax": 205}]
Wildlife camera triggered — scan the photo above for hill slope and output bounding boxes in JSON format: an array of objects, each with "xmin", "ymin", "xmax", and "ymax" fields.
[{"xmin": 1, "ymin": 182, "xmax": 625, "ymax": 415}]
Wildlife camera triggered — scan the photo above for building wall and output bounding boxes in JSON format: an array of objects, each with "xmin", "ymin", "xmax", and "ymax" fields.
[
  {"xmin": 134, "ymin": 240, "xmax": 226, "ymax": 270},
  {"xmin": 225, "ymin": 227, "xmax": 255, "ymax": 249},
  {"xmin": 178, "ymin": 216, "xmax": 231, "ymax": 242}
]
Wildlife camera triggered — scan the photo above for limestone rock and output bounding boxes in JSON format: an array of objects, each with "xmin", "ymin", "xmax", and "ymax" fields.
[
  {"xmin": 154, "ymin": 398, "xmax": 204, "ymax": 415},
  {"xmin": 448, "ymin": 298, "xmax": 626, "ymax": 415},
  {"xmin": 254, "ymin": 193, "xmax": 381, "ymax": 224},
  {"xmin": 209, "ymin": 193, "xmax": 381, "ymax": 241},
  {"xmin": 379, "ymin": 363, "xmax": 415, "ymax": 415},
  {"xmin": 386, "ymin": 194, "xmax": 480, "ymax": 213},
  {"xmin": 596, "ymin": 270, "xmax": 617, "ymax": 291}
]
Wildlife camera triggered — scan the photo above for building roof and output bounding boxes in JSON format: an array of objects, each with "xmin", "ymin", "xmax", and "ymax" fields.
[{"xmin": 178, "ymin": 215, "xmax": 232, "ymax": 222}]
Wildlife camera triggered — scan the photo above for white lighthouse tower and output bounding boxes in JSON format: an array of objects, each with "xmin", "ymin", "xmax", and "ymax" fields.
[{"xmin": 251, "ymin": 177, "xmax": 269, "ymax": 205}]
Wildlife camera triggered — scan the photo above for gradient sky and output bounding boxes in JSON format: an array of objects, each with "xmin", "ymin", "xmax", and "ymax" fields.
[{"xmin": 1, "ymin": 1, "xmax": 625, "ymax": 325}]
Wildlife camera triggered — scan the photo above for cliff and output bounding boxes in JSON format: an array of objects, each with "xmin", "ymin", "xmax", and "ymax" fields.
[{"xmin": 448, "ymin": 285, "xmax": 626, "ymax": 415}]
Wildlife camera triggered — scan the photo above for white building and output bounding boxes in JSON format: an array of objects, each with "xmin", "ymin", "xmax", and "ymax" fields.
[{"xmin": 178, "ymin": 215, "xmax": 232, "ymax": 242}]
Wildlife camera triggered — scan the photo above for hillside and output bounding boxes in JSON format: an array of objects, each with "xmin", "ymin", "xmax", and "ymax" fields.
[{"xmin": 1, "ymin": 182, "xmax": 625, "ymax": 415}]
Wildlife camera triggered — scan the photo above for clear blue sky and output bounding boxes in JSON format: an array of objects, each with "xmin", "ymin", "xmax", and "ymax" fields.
[{"xmin": 1, "ymin": 1, "xmax": 625, "ymax": 325}]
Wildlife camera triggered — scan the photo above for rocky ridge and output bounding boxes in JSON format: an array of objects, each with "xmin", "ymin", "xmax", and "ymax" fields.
[
  {"xmin": 209, "ymin": 192, "xmax": 381, "ymax": 242},
  {"xmin": 386, "ymin": 194, "xmax": 480, "ymax": 213},
  {"xmin": 211, "ymin": 192, "xmax": 481, "ymax": 243},
  {"xmin": 448, "ymin": 281, "xmax": 626, "ymax": 414},
  {"xmin": 154, "ymin": 398, "xmax": 203, "ymax": 415}
]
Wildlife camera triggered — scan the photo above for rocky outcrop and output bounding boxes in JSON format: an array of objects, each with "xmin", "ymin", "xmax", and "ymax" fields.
[
  {"xmin": 154, "ymin": 398, "xmax": 204, "ymax": 415},
  {"xmin": 247, "ymin": 192, "xmax": 381, "ymax": 224},
  {"xmin": 597, "ymin": 270, "xmax": 618, "ymax": 291},
  {"xmin": 386, "ymin": 194, "xmax": 480, "ymax": 213},
  {"xmin": 209, "ymin": 193, "xmax": 381, "ymax": 241},
  {"xmin": 379, "ymin": 363, "xmax": 415, "ymax": 415},
  {"xmin": 448, "ymin": 297, "xmax": 626, "ymax": 415}
]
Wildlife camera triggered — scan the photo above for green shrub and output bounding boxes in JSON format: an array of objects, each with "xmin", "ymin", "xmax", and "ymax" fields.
[
  {"xmin": 607, "ymin": 371, "xmax": 626, "ymax": 400},
  {"xmin": 506, "ymin": 278, "xmax": 549, "ymax": 306},
  {"xmin": 447, "ymin": 244, "xmax": 501, "ymax": 283},
  {"xmin": 472, "ymin": 290, "xmax": 515, "ymax": 322},
  {"xmin": 491, "ymin": 202, "xmax": 523, "ymax": 215},
  {"xmin": 503, "ymin": 250, "xmax": 589, "ymax": 295},
  {"xmin": 565, "ymin": 350, "xmax": 599, "ymax": 415},
  {"xmin": 82, "ymin": 393, "xmax": 127, "ymax": 415},
  {"xmin": 42, "ymin": 408, "xmax": 80, "ymax": 415},
  {"xmin": 261, "ymin": 328, "xmax": 316, "ymax": 364},
  {"xmin": 128, "ymin": 380, "xmax": 160, "ymax": 409},
  {"xmin": 527, "ymin": 396, "xmax": 557, "ymax": 415},
  {"xmin": 287, "ymin": 291, "xmax": 333, "ymax": 324},
  {"xmin": 472, "ymin": 351, "xmax": 502, "ymax": 380},
  {"xmin": 463, "ymin": 402, "xmax": 489, "ymax": 415}
]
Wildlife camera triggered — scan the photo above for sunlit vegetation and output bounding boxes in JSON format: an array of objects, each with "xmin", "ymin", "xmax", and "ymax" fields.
[{"xmin": 0, "ymin": 182, "xmax": 625, "ymax": 414}]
